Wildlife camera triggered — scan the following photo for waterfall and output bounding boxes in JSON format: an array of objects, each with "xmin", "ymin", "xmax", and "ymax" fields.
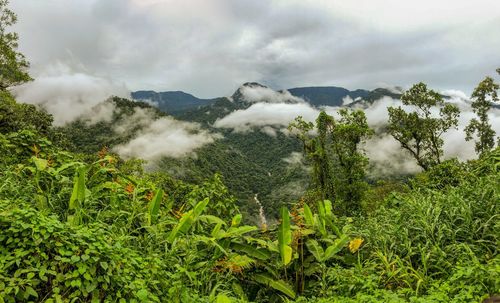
[{"xmin": 253, "ymin": 193, "xmax": 268, "ymax": 230}]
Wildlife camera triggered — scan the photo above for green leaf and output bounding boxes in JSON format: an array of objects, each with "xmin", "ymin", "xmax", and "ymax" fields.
[
  {"xmin": 76, "ymin": 167, "xmax": 86, "ymax": 204},
  {"xmin": 231, "ymin": 214, "xmax": 242, "ymax": 227},
  {"xmin": 278, "ymin": 206, "xmax": 292, "ymax": 266},
  {"xmin": 136, "ymin": 289, "xmax": 148, "ymax": 301},
  {"xmin": 221, "ymin": 226, "xmax": 258, "ymax": 238},
  {"xmin": 199, "ymin": 214, "xmax": 226, "ymax": 226},
  {"xmin": 303, "ymin": 203, "xmax": 314, "ymax": 227},
  {"xmin": 253, "ymin": 273, "xmax": 295, "ymax": 298},
  {"xmin": 69, "ymin": 176, "xmax": 79, "ymax": 210},
  {"xmin": 216, "ymin": 294, "xmax": 232, "ymax": 303},
  {"xmin": 148, "ymin": 189, "xmax": 163, "ymax": 225},
  {"xmin": 323, "ymin": 200, "xmax": 333, "ymax": 218},
  {"xmin": 231, "ymin": 243, "xmax": 271, "ymax": 260},
  {"xmin": 232, "ymin": 282, "xmax": 247, "ymax": 301},
  {"xmin": 32, "ymin": 157, "xmax": 47, "ymax": 171},
  {"xmin": 69, "ymin": 166, "xmax": 86, "ymax": 212},
  {"xmin": 323, "ymin": 234, "xmax": 349, "ymax": 261},
  {"xmin": 306, "ymin": 239, "xmax": 324, "ymax": 262},
  {"xmin": 211, "ymin": 223, "xmax": 223, "ymax": 238},
  {"xmin": 24, "ymin": 286, "xmax": 38, "ymax": 298},
  {"xmin": 167, "ymin": 198, "xmax": 209, "ymax": 243}
]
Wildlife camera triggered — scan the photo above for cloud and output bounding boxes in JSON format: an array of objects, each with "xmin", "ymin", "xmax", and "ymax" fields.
[
  {"xmin": 238, "ymin": 85, "xmax": 304, "ymax": 103},
  {"xmin": 112, "ymin": 108, "xmax": 220, "ymax": 160},
  {"xmin": 84, "ymin": 101, "xmax": 119, "ymax": 125},
  {"xmin": 214, "ymin": 84, "xmax": 500, "ymax": 174},
  {"xmin": 282, "ymin": 152, "xmax": 304, "ymax": 165},
  {"xmin": 214, "ymin": 102, "xmax": 319, "ymax": 132},
  {"xmin": 342, "ymin": 96, "xmax": 354, "ymax": 106},
  {"xmin": 11, "ymin": 0, "xmax": 500, "ymax": 97},
  {"xmin": 260, "ymin": 126, "xmax": 278, "ymax": 137},
  {"xmin": 11, "ymin": 63, "xmax": 129, "ymax": 125},
  {"xmin": 364, "ymin": 134, "xmax": 422, "ymax": 177}
]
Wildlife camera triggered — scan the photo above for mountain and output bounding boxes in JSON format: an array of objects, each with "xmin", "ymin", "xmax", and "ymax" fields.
[
  {"xmin": 287, "ymin": 86, "xmax": 370, "ymax": 106},
  {"xmin": 64, "ymin": 84, "xmax": 405, "ymax": 221},
  {"xmin": 131, "ymin": 90, "xmax": 216, "ymax": 114},
  {"xmin": 132, "ymin": 85, "xmax": 402, "ymax": 116}
]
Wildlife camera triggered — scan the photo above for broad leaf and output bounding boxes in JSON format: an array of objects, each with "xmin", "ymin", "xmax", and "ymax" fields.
[
  {"xmin": 306, "ymin": 239, "xmax": 324, "ymax": 262},
  {"xmin": 253, "ymin": 273, "xmax": 296, "ymax": 298},
  {"xmin": 221, "ymin": 226, "xmax": 258, "ymax": 238},
  {"xmin": 278, "ymin": 206, "xmax": 292, "ymax": 266},
  {"xmin": 232, "ymin": 243, "xmax": 271, "ymax": 260},
  {"xmin": 167, "ymin": 198, "xmax": 209, "ymax": 242},
  {"xmin": 323, "ymin": 234, "xmax": 349, "ymax": 261},
  {"xmin": 148, "ymin": 189, "xmax": 163, "ymax": 225},
  {"xmin": 303, "ymin": 203, "xmax": 314, "ymax": 227}
]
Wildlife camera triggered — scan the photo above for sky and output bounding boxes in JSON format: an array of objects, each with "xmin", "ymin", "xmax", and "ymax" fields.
[{"xmin": 11, "ymin": 0, "xmax": 500, "ymax": 98}]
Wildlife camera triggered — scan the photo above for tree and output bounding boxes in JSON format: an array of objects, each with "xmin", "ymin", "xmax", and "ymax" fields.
[
  {"xmin": 329, "ymin": 109, "xmax": 373, "ymax": 213},
  {"xmin": 0, "ymin": 90, "xmax": 53, "ymax": 134},
  {"xmin": 465, "ymin": 76, "xmax": 499, "ymax": 155},
  {"xmin": 388, "ymin": 82, "xmax": 460, "ymax": 171},
  {"xmin": 289, "ymin": 114, "xmax": 335, "ymax": 201},
  {"xmin": 289, "ymin": 109, "xmax": 372, "ymax": 215},
  {"xmin": 0, "ymin": 0, "xmax": 31, "ymax": 90}
]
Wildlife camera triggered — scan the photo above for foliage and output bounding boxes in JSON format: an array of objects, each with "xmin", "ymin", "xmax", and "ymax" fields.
[
  {"xmin": 388, "ymin": 82, "xmax": 460, "ymax": 171},
  {"xmin": 0, "ymin": 201, "xmax": 169, "ymax": 302},
  {"xmin": 289, "ymin": 109, "xmax": 372, "ymax": 215},
  {"xmin": 465, "ymin": 76, "xmax": 499, "ymax": 155},
  {"xmin": 0, "ymin": 11, "xmax": 498, "ymax": 300},
  {"xmin": 0, "ymin": 0, "xmax": 31, "ymax": 89},
  {"xmin": 0, "ymin": 90, "xmax": 53, "ymax": 135},
  {"xmin": 1, "ymin": 100, "xmax": 499, "ymax": 303}
]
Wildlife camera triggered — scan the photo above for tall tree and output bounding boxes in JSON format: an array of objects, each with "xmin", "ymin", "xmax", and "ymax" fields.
[
  {"xmin": 0, "ymin": 0, "xmax": 31, "ymax": 90},
  {"xmin": 465, "ymin": 76, "xmax": 499, "ymax": 155},
  {"xmin": 388, "ymin": 82, "xmax": 460, "ymax": 171},
  {"xmin": 289, "ymin": 109, "xmax": 372, "ymax": 215},
  {"xmin": 289, "ymin": 114, "xmax": 335, "ymax": 201},
  {"xmin": 329, "ymin": 109, "xmax": 372, "ymax": 214}
]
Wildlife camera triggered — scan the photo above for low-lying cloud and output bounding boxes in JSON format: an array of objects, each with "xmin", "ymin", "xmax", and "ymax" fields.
[
  {"xmin": 214, "ymin": 102, "xmax": 318, "ymax": 132},
  {"xmin": 11, "ymin": 63, "xmax": 129, "ymax": 125},
  {"xmin": 238, "ymin": 85, "xmax": 304, "ymax": 103},
  {"xmin": 113, "ymin": 108, "xmax": 220, "ymax": 161},
  {"xmin": 214, "ymin": 85, "xmax": 500, "ymax": 175}
]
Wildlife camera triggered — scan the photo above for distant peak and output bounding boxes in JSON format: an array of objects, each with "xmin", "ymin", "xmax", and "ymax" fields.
[
  {"xmin": 231, "ymin": 82, "xmax": 269, "ymax": 101},
  {"xmin": 240, "ymin": 82, "xmax": 268, "ymax": 89}
]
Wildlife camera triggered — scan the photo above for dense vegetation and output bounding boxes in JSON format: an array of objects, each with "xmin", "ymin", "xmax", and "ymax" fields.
[
  {"xmin": 59, "ymin": 95, "xmax": 309, "ymax": 221},
  {"xmin": 1, "ymin": 2, "xmax": 499, "ymax": 302},
  {"xmin": 1, "ymin": 89, "xmax": 499, "ymax": 302}
]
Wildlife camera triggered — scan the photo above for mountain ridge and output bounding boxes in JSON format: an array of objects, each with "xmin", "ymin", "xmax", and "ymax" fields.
[{"xmin": 132, "ymin": 84, "xmax": 403, "ymax": 114}]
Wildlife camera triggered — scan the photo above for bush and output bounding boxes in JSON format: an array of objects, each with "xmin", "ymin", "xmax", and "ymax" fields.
[{"xmin": 0, "ymin": 200, "xmax": 169, "ymax": 302}]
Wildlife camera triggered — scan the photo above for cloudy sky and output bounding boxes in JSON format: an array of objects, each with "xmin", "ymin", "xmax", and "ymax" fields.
[{"xmin": 11, "ymin": 0, "xmax": 500, "ymax": 97}]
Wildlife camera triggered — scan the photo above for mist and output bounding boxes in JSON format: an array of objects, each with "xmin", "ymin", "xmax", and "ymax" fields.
[
  {"xmin": 214, "ymin": 85, "xmax": 500, "ymax": 175},
  {"xmin": 11, "ymin": 63, "xmax": 129, "ymax": 126},
  {"xmin": 112, "ymin": 108, "xmax": 220, "ymax": 161}
]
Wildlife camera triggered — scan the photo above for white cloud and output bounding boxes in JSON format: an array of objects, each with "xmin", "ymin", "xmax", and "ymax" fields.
[
  {"xmin": 282, "ymin": 152, "xmax": 304, "ymax": 165},
  {"xmin": 113, "ymin": 108, "xmax": 220, "ymax": 160},
  {"xmin": 214, "ymin": 102, "xmax": 319, "ymax": 132},
  {"xmin": 11, "ymin": 63, "xmax": 129, "ymax": 125},
  {"xmin": 260, "ymin": 126, "xmax": 278, "ymax": 137},
  {"xmin": 342, "ymin": 95, "xmax": 354, "ymax": 106},
  {"xmin": 215, "ymin": 84, "xmax": 500, "ymax": 173},
  {"xmin": 239, "ymin": 85, "xmax": 304, "ymax": 103}
]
